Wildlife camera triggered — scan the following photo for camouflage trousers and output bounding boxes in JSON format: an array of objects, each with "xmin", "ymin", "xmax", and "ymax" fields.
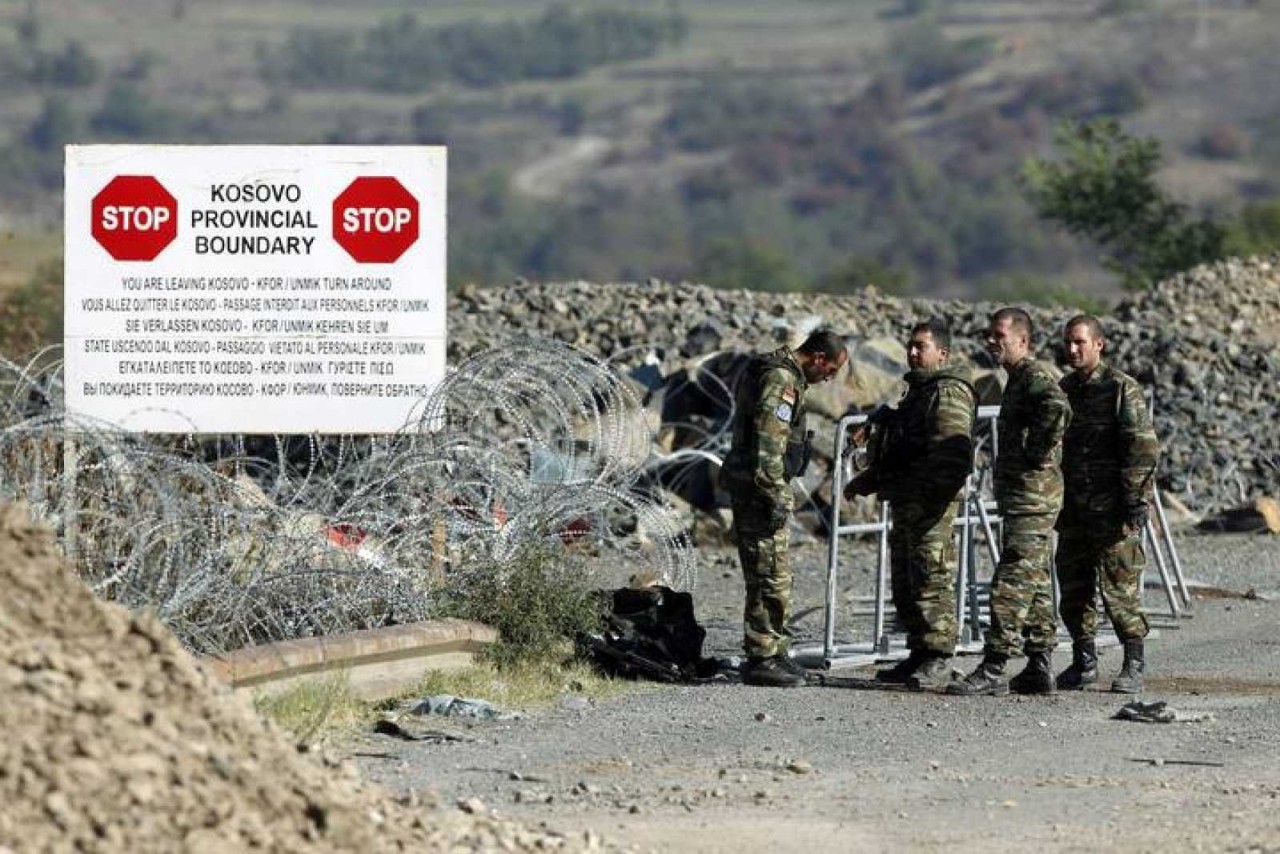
[
  {"xmin": 1056, "ymin": 524, "xmax": 1149, "ymax": 643},
  {"xmin": 731, "ymin": 491, "xmax": 792, "ymax": 659},
  {"xmin": 889, "ymin": 498, "xmax": 960, "ymax": 656},
  {"xmin": 986, "ymin": 512, "xmax": 1058, "ymax": 657}
]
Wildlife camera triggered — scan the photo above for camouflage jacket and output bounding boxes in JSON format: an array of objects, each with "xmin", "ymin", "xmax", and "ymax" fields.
[
  {"xmin": 874, "ymin": 364, "xmax": 977, "ymax": 506},
  {"xmin": 994, "ymin": 356, "xmax": 1070, "ymax": 516},
  {"xmin": 721, "ymin": 347, "xmax": 808, "ymax": 509},
  {"xmin": 1058, "ymin": 360, "xmax": 1159, "ymax": 526}
]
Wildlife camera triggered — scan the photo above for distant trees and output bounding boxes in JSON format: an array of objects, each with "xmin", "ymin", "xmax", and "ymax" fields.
[
  {"xmin": 90, "ymin": 82, "xmax": 173, "ymax": 138},
  {"xmin": 257, "ymin": 5, "xmax": 689, "ymax": 93},
  {"xmin": 1, "ymin": 8, "xmax": 101, "ymax": 89},
  {"xmin": 658, "ymin": 72, "xmax": 810, "ymax": 152},
  {"xmin": 1022, "ymin": 119, "xmax": 1226, "ymax": 289},
  {"xmin": 886, "ymin": 16, "xmax": 991, "ymax": 91}
]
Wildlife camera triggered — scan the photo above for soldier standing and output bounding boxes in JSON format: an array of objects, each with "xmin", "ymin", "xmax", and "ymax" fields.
[
  {"xmin": 721, "ymin": 330, "xmax": 848, "ymax": 687},
  {"xmin": 950, "ymin": 307, "xmax": 1070, "ymax": 696},
  {"xmin": 845, "ymin": 319, "xmax": 976, "ymax": 689},
  {"xmin": 1055, "ymin": 315, "xmax": 1159, "ymax": 693}
]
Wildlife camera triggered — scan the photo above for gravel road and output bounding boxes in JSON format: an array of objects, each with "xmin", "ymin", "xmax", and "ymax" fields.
[{"xmin": 352, "ymin": 532, "xmax": 1280, "ymax": 853}]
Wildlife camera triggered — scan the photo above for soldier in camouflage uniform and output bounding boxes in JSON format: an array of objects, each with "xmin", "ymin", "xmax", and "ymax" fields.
[
  {"xmin": 1055, "ymin": 315, "xmax": 1159, "ymax": 694},
  {"xmin": 721, "ymin": 330, "xmax": 848, "ymax": 687},
  {"xmin": 950, "ymin": 307, "xmax": 1070, "ymax": 697},
  {"xmin": 845, "ymin": 319, "xmax": 977, "ymax": 690}
]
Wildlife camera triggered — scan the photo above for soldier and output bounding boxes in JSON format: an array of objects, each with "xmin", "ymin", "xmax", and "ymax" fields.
[
  {"xmin": 844, "ymin": 319, "xmax": 977, "ymax": 690},
  {"xmin": 1055, "ymin": 315, "xmax": 1159, "ymax": 693},
  {"xmin": 949, "ymin": 307, "xmax": 1070, "ymax": 696},
  {"xmin": 721, "ymin": 330, "xmax": 848, "ymax": 687}
]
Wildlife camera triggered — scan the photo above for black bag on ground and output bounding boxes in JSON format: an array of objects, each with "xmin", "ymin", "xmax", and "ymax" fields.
[{"xmin": 577, "ymin": 585, "xmax": 718, "ymax": 682}]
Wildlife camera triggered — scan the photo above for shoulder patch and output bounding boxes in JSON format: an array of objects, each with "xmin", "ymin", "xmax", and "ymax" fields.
[
  {"xmin": 775, "ymin": 402, "xmax": 794, "ymax": 423},
  {"xmin": 781, "ymin": 387, "xmax": 798, "ymax": 405}
]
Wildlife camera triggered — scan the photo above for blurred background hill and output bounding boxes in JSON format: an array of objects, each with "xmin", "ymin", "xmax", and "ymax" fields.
[{"xmin": 2, "ymin": 0, "xmax": 1279, "ymax": 308}]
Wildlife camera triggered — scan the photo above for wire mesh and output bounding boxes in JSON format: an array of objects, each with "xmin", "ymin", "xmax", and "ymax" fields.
[{"xmin": 0, "ymin": 338, "xmax": 698, "ymax": 654}]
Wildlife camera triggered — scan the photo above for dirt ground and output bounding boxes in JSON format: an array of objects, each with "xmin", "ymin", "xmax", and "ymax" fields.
[
  {"xmin": 0, "ymin": 503, "xmax": 600, "ymax": 853},
  {"xmin": 353, "ymin": 535, "xmax": 1280, "ymax": 854}
]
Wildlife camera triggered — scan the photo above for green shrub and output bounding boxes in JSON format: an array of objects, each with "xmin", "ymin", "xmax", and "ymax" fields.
[{"xmin": 438, "ymin": 540, "xmax": 603, "ymax": 669}]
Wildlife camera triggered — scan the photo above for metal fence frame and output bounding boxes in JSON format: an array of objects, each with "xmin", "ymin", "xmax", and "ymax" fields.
[{"xmin": 804, "ymin": 405, "xmax": 1191, "ymax": 671}]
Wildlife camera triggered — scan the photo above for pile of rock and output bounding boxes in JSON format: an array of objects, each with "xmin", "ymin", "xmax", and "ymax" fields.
[
  {"xmin": 448, "ymin": 255, "xmax": 1280, "ymax": 516},
  {"xmin": 0, "ymin": 502, "xmax": 605, "ymax": 853}
]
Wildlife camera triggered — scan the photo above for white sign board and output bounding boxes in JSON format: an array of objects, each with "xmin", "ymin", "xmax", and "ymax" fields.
[{"xmin": 64, "ymin": 145, "xmax": 446, "ymax": 434}]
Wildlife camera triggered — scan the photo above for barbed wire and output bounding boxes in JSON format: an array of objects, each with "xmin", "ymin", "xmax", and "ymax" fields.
[{"xmin": 0, "ymin": 338, "xmax": 699, "ymax": 654}]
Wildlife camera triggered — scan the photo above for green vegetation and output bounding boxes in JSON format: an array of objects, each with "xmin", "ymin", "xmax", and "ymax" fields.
[
  {"xmin": 436, "ymin": 540, "xmax": 604, "ymax": 669},
  {"xmin": 886, "ymin": 14, "xmax": 992, "ymax": 92},
  {"xmin": 413, "ymin": 659, "xmax": 632, "ymax": 709},
  {"xmin": 255, "ymin": 659, "xmax": 630, "ymax": 746},
  {"xmin": 1022, "ymin": 119, "xmax": 1226, "ymax": 289},
  {"xmin": 0, "ymin": 259, "xmax": 61, "ymax": 357},
  {"xmin": 256, "ymin": 5, "xmax": 688, "ymax": 92},
  {"xmin": 1223, "ymin": 200, "xmax": 1280, "ymax": 257},
  {"xmin": 254, "ymin": 673, "xmax": 364, "ymax": 747}
]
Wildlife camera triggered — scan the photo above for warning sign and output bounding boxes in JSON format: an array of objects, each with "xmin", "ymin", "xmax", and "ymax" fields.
[
  {"xmin": 91, "ymin": 175, "xmax": 179, "ymax": 261},
  {"xmin": 64, "ymin": 145, "xmax": 447, "ymax": 435},
  {"xmin": 332, "ymin": 176, "xmax": 419, "ymax": 263}
]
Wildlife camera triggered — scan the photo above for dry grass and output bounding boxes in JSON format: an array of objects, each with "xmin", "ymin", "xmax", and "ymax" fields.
[
  {"xmin": 255, "ymin": 658, "xmax": 637, "ymax": 746},
  {"xmin": 0, "ymin": 230, "xmax": 60, "ymax": 299}
]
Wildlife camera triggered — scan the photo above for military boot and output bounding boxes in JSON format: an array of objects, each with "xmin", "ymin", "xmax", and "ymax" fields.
[
  {"xmin": 945, "ymin": 655, "xmax": 1009, "ymax": 696},
  {"xmin": 778, "ymin": 653, "xmax": 809, "ymax": 678},
  {"xmin": 906, "ymin": 655, "xmax": 954, "ymax": 691},
  {"xmin": 741, "ymin": 655, "xmax": 806, "ymax": 688},
  {"xmin": 1055, "ymin": 640, "xmax": 1098, "ymax": 691},
  {"xmin": 1110, "ymin": 639, "xmax": 1146, "ymax": 694},
  {"xmin": 874, "ymin": 650, "xmax": 925, "ymax": 684},
  {"xmin": 1009, "ymin": 651, "xmax": 1056, "ymax": 695}
]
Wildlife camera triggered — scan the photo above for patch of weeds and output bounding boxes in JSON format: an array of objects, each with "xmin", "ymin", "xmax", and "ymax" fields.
[
  {"xmin": 253, "ymin": 673, "xmax": 365, "ymax": 747},
  {"xmin": 411, "ymin": 658, "xmax": 636, "ymax": 711},
  {"xmin": 438, "ymin": 539, "xmax": 605, "ymax": 668}
]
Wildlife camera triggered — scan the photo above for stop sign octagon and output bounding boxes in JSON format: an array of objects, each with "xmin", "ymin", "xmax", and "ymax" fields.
[
  {"xmin": 332, "ymin": 176, "xmax": 419, "ymax": 263},
  {"xmin": 91, "ymin": 175, "xmax": 179, "ymax": 262}
]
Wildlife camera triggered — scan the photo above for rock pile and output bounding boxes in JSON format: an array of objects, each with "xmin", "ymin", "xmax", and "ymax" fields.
[
  {"xmin": 0, "ymin": 502, "xmax": 603, "ymax": 853},
  {"xmin": 448, "ymin": 255, "xmax": 1280, "ymax": 516}
]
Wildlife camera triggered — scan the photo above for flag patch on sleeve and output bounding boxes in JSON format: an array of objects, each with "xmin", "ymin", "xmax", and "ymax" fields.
[{"xmin": 781, "ymin": 388, "xmax": 797, "ymax": 405}]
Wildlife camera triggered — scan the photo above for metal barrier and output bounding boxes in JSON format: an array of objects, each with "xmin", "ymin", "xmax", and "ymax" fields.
[{"xmin": 806, "ymin": 404, "xmax": 1190, "ymax": 671}]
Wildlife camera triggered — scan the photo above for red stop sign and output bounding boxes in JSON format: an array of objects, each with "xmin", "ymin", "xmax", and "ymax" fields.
[
  {"xmin": 332, "ymin": 177, "xmax": 419, "ymax": 263},
  {"xmin": 91, "ymin": 175, "xmax": 179, "ymax": 261}
]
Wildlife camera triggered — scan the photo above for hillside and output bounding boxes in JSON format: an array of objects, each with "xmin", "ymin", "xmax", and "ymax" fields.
[{"xmin": 1, "ymin": 0, "xmax": 1278, "ymax": 300}]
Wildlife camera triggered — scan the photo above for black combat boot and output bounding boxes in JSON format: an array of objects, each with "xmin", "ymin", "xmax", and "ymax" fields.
[
  {"xmin": 945, "ymin": 654, "xmax": 1009, "ymax": 696},
  {"xmin": 875, "ymin": 650, "xmax": 925, "ymax": 684},
  {"xmin": 778, "ymin": 652, "xmax": 809, "ymax": 677},
  {"xmin": 1009, "ymin": 650, "xmax": 1056, "ymax": 695},
  {"xmin": 741, "ymin": 655, "xmax": 806, "ymax": 688},
  {"xmin": 906, "ymin": 654, "xmax": 954, "ymax": 691},
  {"xmin": 1110, "ymin": 639, "xmax": 1146, "ymax": 694},
  {"xmin": 1055, "ymin": 640, "xmax": 1099, "ymax": 691}
]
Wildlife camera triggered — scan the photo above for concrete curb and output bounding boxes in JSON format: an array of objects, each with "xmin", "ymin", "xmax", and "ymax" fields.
[{"xmin": 203, "ymin": 618, "xmax": 498, "ymax": 700}]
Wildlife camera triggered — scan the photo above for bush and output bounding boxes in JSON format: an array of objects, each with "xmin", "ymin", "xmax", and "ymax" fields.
[
  {"xmin": 1196, "ymin": 122, "xmax": 1250, "ymax": 160},
  {"xmin": 439, "ymin": 541, "xmax": 603, "ymax": 669}
]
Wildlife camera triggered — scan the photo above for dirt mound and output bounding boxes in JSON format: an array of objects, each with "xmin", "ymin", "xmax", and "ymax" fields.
[{"xmin": 0, "ymin": 502, "xmax": 596, "ymax": 852}]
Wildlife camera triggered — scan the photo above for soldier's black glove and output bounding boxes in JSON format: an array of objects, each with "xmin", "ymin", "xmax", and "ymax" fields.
[
  {"xmin": 843, "ymin": 470, "xmax": 879, "ymax": 499},
  {"xmin": 1124, "ymin": 502, "xmax": 1148, "ymax": 536},
  {"xmin": 768, "ymin": 500, "xmax": 790, "ymax": 533}
]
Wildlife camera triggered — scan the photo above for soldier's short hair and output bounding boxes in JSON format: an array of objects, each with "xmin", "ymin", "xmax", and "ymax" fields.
[
  {"xmin": 1064, "ymin": 314, "xmax": 1104, "ymax": 340},
  {"xmin": 797, "ymin": 329, "xmax": 847, "ymax": 360},
  {"xmin": 911, "ymin": 317, "xmax": 951, "ymax": 351},
  {"xmin": 992, "ymin": 306, "xmax": 1033, "ymax": 338}
]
